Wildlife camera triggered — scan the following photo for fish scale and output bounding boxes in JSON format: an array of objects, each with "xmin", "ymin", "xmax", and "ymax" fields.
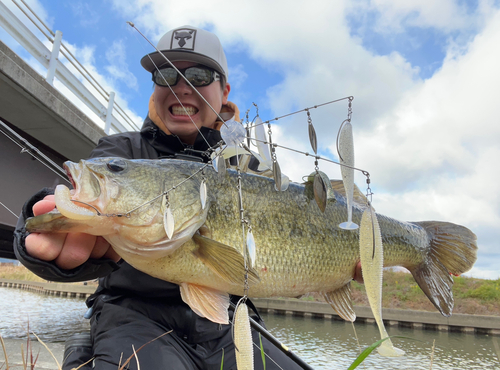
[{"xmin": 26, "ymin": 157, "xmax": 477, "ymax": 326}]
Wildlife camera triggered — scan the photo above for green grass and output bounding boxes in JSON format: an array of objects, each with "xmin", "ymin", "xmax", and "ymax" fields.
[
  {"xmin": 349, "ymin": 270, "xmax": 500, "ymax": 316},
  {"xmin": 454, "ymin": 276, "xmax": 500, "ymax": 301}
]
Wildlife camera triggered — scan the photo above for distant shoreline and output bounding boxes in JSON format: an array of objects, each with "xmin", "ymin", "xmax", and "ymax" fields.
[
  {"xmin": 2, "ymin": 278, "xmax": 499, "ymax": 336},
  {"xmin": 252, "ymin": 297, "xmax": 500, "ymax": 336},
  {"xmin": 0, "ymin": 278, "xmax": 95, "ymax": 298}
]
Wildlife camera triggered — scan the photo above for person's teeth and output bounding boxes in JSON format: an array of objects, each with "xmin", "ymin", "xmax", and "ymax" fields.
[{"xmin": 172, "ymin": 106, "xmax": 197, "ymax": 116}]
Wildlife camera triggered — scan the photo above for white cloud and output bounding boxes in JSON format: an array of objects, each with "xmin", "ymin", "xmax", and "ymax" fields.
[
  {"xmin": 106, "ymin": 0, "xmax": 500, "ymax": 278},
  {"xmin": 348, "ymin": 0, "xmax": 485, "ymax": 34},
  {"xmin": 464, "ymin": 267, "xmax": 500, "ymax": 280},
  {"xmin": 68, "ymin": 1, "xmax": 100, "ymax": 27},
  {"xmin": 351, "ymin": 7, "xmax": 500, "ymax": 277},
  {"xmin": 105, "ymin": 40, "xmax": 139, "ymax": 90},
  {"xmin": 228, "ymin": 64, "xmax": 248, "ymax": 89},
  {"xmin": 354, "ymin": 8, "xmax": 500, "ymax": 208}
]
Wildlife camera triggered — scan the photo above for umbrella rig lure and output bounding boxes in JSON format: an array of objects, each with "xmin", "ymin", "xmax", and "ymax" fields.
[{"xmin": 7, "ymin": 22, "xmax": 394, "ymax": 370}]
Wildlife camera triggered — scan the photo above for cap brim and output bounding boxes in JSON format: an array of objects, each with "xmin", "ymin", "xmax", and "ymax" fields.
[{"xmin": 141, "ymin": 50, "xmax": 226, "ymax": 78}]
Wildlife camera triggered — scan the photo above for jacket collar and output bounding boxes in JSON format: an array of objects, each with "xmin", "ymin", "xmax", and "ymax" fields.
[{"xmin": 140, "ymin": 117, "xmax": 223, "ymax": 161}]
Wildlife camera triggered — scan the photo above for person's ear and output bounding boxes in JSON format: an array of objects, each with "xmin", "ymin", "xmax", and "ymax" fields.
[{"xmin": 222, "ymin": 83, "xmax": 230, "ymax": 105}]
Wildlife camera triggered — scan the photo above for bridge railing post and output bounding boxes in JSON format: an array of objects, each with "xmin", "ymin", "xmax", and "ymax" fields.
[
  {"xmin": 46, "ymin": 30, "xmax": 62, "ymax": 85},
  {"xmin": 104, "ymin": 91, "xmax": 116, "ymax": 134}
]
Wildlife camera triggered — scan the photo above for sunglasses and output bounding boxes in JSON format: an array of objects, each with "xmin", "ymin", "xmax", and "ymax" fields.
[{"xmin": 152, "ymin": 65, "xmax": 221, "ymax": 88}]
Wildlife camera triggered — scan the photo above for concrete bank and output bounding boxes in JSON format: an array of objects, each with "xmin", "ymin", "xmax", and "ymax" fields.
[
  {"xmin": 0, "ymin": 278, "xmax": 96, "ymax": 299},
  {"xmin": 252, "ymin": 298, "xmax": 500, "ymax": 336},
  {"xmin": 2, "ymin": 279, "xmax": 498, "ymax": 336}
]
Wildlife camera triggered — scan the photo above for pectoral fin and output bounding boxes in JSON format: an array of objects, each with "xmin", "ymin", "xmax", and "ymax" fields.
[
  {"xmin": 192, "ymin": 234, "xmax": 260, "ymax": 285},
  {"xmin": 179, "ymin": 283, "xmax": 230, "ymax": 324},
  {"xmin": 323, "ymin": 282, "xmax": 356, "ymax": 322}
]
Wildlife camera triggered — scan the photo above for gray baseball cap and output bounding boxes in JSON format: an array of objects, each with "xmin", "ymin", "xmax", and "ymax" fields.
[{"xmin": 140, "ymin": 25, "xmax": 228, "ymax": 79}]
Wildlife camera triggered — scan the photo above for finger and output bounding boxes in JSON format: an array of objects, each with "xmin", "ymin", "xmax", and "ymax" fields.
[
  {"xmin": 25, "ymin": 233, "xmax": 66, "ymax": 261},
  {"xmin": 91, "ymin": 237, "xmax": 121, "ymax": 262},
  {"xmin": 89, "ymin": 237, "xmax": 114, "ymax": 260},
  {"xmin": 54, "ymin": 233, "xmax": 98, "ymax": 270},
  {"xmin": 33, "ymin": 199, "xmax": 57, "ymax": 216},
  {"xmin": 102, "ymin": 244, "xmax": 121, "ymax": 262}
]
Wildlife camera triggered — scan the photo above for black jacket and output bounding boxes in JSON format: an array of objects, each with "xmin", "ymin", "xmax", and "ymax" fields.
[
  {"xmin": 12, "ymin": 117, "xmax": 305, "ymax": 370},
  {"xmin": 13, "ymin": 117, "xmax": 223, "ymax": 299}
]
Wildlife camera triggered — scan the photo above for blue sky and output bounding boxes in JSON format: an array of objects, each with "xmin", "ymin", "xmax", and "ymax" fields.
[{"xmin": 1, "ymin": 0, "xmax": 500, "ymax": 280}]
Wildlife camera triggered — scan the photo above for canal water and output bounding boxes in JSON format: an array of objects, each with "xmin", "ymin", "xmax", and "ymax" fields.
[{"xmin": 1, "ymin": 287, "xmax": 499, "ymax": 369}]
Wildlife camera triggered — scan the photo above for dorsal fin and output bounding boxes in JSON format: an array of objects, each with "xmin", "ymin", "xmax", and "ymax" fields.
[{"xmin": 330, "ymin": 180, "xmax": 370, "ymax": 208}]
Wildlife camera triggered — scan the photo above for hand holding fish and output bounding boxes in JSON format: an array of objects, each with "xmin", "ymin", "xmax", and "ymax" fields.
[{"xmin": 25, "ymin": 195, "xmax": 120, "ymax": 270}]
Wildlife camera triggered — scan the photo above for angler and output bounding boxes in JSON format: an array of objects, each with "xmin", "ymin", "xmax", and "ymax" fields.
[{"xmin": 14, "ymin": 25, "xmax": 311, "ymax": 370}]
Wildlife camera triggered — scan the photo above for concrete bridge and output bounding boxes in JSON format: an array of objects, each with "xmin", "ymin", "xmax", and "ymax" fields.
[
  {"xmin": 0, "ymin": 38, "xmax": 106, "ymax": 259},
  {"xmin": 0, "ymin": 1, "xmax": 139, "ymax": 259}
]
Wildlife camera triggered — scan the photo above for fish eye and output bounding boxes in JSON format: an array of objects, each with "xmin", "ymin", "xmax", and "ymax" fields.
[{"xmin": 107, "ymin": 159, "xmax": 127, "ymax": 172}]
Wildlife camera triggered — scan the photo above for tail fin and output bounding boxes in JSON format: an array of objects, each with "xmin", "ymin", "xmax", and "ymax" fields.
[{"xmin": 410, "ymin": 221, "xmax": 477, "ymax": 317}]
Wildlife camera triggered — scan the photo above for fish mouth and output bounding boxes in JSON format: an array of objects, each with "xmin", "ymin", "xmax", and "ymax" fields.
[
  {"xmin": 63, "ymin": 162, "xmax": 79, "ymax": 191},
  {"xmin": 60, "ymin": 161, "xmax": 102, "ymax": 216},
  {"xmin": 65, "ymin": 165, "xmax": 76, "ymax": 189}
]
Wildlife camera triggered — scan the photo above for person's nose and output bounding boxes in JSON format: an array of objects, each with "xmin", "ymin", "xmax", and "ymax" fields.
[{"xmin": 172, "ymin": 76, "xmax": 193, "ymax": 95}]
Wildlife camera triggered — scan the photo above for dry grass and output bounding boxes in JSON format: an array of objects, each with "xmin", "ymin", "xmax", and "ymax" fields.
[
  {"xmin": 1, "ymin": 326, "xmax": 49, "ymax": 370},
  {"xmin": 0, "ymin": 264, "xmax": 98, "ymax": 287},
  {"xmin": 0, "ymin": 265, "xmax": 46, "ymax": 283}
]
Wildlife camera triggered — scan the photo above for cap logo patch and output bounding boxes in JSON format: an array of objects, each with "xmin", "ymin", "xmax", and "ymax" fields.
[{"xmin": 172, "ymin": 29, "xmax": 196, "ymax": 50}]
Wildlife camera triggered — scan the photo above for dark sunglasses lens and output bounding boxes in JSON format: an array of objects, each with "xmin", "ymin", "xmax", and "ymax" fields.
[
  {"xmin": 154, "ymin": 68, "xmax": 177, "ymax": 86},
  {"xmin": 184, "ymin": 67, "xmax": 213, "ymax": 86},
  {"xmin": 153, "ymin": 66, "xmax": 214, "ymax": 87}
]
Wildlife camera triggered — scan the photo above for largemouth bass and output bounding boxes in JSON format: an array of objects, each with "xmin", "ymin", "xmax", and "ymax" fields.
[{"xmin": 26, "ymin": 157, "xmax": 477, "ymax": 325}]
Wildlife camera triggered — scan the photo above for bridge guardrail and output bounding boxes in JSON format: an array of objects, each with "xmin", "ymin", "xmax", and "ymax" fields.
[{"xmin": 0, "ymin": 0, "xmax": 140, "ymax": 135}]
